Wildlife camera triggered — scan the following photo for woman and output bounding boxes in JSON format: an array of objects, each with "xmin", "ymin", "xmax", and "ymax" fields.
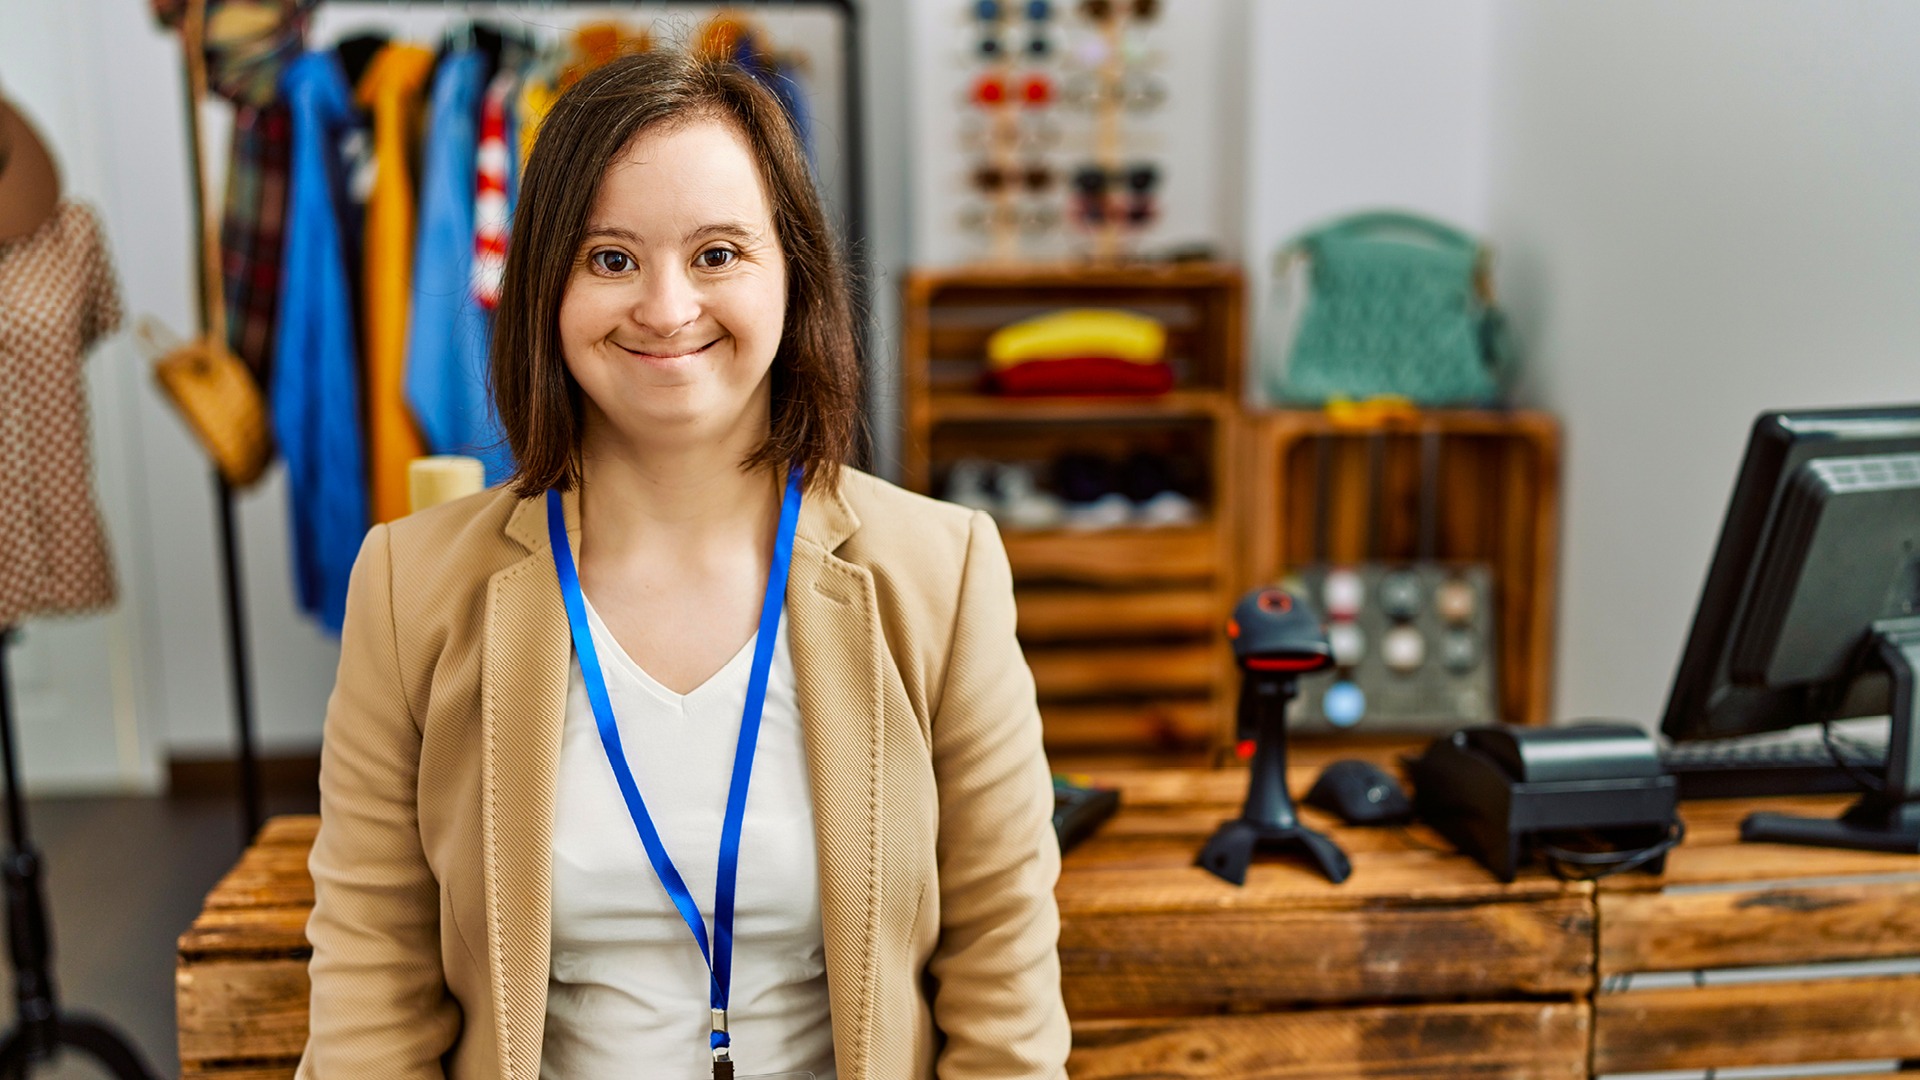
[{"xmin": 298, "ymin": 49, "xmax": 1069, "ymax": 1080}]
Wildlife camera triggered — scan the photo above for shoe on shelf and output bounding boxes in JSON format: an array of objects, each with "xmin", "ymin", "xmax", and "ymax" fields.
[
  {"xmin": 998, "ymin": 463, "xmax": 1065, "ymax": 530},
  {"xmin": 1118, "ymin": 450, "xmax": 1176, "ymax": 503},
  {"xmin": 943, "ymin": 458, "xmax": 1000, "ymax": 515},
  {"xmin": 1051, "ymin": 451, "xmax": 1114, "ymax": 505},
  {"xmin": 1132, "ymin": 488, "xmax": 1200, "ymax": 528},
  {"xmin": 1062, "ymin": 492, "xmax": 1133, "ymax": 531}
]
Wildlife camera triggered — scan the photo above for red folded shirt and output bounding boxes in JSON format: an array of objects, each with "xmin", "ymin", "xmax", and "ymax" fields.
[{"xmin": 985, "ymin": 356, "xmax": 1176, "ymax": 397}]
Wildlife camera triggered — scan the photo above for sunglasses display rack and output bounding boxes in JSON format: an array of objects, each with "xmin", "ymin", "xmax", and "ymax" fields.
[{"xmin": 958, "ymin": 0, "xmax": 1164, "ymax": 262}]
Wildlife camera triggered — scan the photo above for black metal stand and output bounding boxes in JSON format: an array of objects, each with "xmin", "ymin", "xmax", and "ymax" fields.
[
  {"xmin": 1743, "ymin": 622, "xmax": 1920, "ymax": 853},
  {"xmin": 0, "ymin": 631, "xmax": 161, "ymax": 1079},
  {"xmin": 214, "ymin": 475, "xmax": 263, "ymax": 842},
  {"xmin": 1197, "ymin": 670, "xmax": 1351, "ymax": 886}
]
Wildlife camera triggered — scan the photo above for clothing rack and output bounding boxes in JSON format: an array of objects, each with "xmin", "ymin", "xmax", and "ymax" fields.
[
  {"xmin": 179, "ymin": 0, "xmax": 871, "ymax": 847},
  {"xmin": 0, "ymin": 631, "xmax": 160, "ymax": 1076}
]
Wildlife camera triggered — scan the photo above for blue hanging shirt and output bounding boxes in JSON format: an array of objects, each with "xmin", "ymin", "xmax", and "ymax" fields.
[
  {"xmin": 274, "ymin": 51, "xmax": 369, "ymax": 634},
  {"xmin": 406, "ymin": 49, "xmax": 514, "ymax": 484}
]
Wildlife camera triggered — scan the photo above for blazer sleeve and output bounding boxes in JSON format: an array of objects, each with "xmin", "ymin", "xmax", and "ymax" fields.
[
  {"xmin": 297, "ymin": 525, "xmax": 461, "ymax": 1078},
  {"xmin": 925, "ymin": 511, "xmax": 1071, "ymax": 1079}
]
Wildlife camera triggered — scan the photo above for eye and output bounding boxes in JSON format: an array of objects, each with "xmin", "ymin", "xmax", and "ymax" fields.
[
  {"xmin": 696, "ymin": 246, "xmax": 738, "ymax": 270},
  {"xmin": 588, "ymin": 249, "xmax": 634, "ymax": 274}
]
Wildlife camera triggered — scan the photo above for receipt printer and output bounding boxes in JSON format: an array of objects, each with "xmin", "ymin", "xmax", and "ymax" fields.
[{"xmin": 1407, "ymin": 722, "xmax": 1678, "ymax": 882}]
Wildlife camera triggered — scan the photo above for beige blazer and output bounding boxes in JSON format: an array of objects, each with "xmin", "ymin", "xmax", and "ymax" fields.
[{"xmin": 296, "ymin": 468, "xmax": 1070, "ymax": 1079}]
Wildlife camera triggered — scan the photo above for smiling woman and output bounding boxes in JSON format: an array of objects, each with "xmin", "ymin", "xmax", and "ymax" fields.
[{"xmin": 298, "ymin": 49, "xmax": 1069, "ymax": 1080}]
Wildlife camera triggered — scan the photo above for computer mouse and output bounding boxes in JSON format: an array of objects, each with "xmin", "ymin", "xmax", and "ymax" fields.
[{"xmin": 1306, "ymin": 759, "xmax": 1413, "ymax": 826}]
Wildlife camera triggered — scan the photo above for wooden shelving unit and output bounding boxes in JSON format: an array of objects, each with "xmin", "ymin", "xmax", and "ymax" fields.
[
  {"xmin": 901, "ymin": 264, "xmax": 1245, "ymax": 758},
  {"xmin": 1243, "ymin": 409, "xmax": 1563, "ymax": 728}
]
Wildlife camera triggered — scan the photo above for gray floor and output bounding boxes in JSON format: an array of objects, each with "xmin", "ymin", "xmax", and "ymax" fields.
[{"xmin": 0, "ymin": 783, "xmax": 318, "ymax": 1079}]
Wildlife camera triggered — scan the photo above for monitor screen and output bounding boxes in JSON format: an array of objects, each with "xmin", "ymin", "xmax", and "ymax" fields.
[{"xmin": 1661, "ymin": 405, "xmax": 1920, "ymax": 743}]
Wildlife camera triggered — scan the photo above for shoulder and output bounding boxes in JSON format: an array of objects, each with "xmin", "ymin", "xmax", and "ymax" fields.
[
  {"xmin": 831, "ymin": 466, "xmax": 985, "ymax": 580},
  {"xmin": 372, "ymin": 484, "xmax": 537, "ymax": 610}
]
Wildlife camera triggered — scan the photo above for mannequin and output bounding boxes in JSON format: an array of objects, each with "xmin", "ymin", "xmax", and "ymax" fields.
[
  {"xmin": 0, "ymin": 91, "xmax": 158, "ymax": 1080},
  {"xmin": 0, "ymin": 95, "xmax": 59, "ymax": 242}
]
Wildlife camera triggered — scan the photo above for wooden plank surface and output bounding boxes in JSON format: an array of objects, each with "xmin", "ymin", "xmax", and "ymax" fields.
[
  {"xmin": 176, "ymin": 957, "xmax": 311, "ymax": 1066},
  {"xmin": 1028, "ymin": 641, "xmax": 1218, "ymax": 698},
  {"xmin": 1040, "ymin": 699, "xmax": 1218, "ymax": 752},
  {"xmin": 178, "ymin": 906, "xmax": 311, "ymax": 961},
  {"xmin": 1003, "ymin": 526, "xmax": 1216, "ymax": 586},
  {"xmin": 1601, "ymin": 795, "xmax": 1920, "ymax": 892},
  {"xmin": 1600, "ymin": 872, "xmax": 1920, "ymax": 975},
  {"xmin": 1592, "ymin": 974, "xmax": 1920, "ymax": 1073},
  {"xmin": 1058, "ymin": 764, "xmax": 1587, "ymax": 914},
  {"xmin": 1017, "ymin": 586, "xmax": 1219, "ymax": 641},
  {"xmin": 1063, "ymin": 894, "xmax": 1593, "ymax": 1014},
  {"xmin": 1068, "ymin": 1000, "xmax": 1588, "ymax": 1080},
  {"xmin": 181, "ymin": 1067, "xmax": 297, "ymax": 1080}
]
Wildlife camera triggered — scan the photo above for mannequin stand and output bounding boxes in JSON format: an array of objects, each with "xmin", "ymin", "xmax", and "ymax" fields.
[{"xmin": 0, "ymin": 630, "xmax": 159, "ymax": 1079}]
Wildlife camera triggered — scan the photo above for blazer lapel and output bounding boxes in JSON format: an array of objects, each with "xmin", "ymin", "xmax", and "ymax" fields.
[
  {"xmin": 481, "ymin": 491, "xmax": 574, "ymax": 1080},
  {"xmin": 477, "ymin": 482, "xmax": 882, "ymax": 1080},
  {"xmin": 788, "ymin": 484, "xmax": 884, "ymax": 1080}
]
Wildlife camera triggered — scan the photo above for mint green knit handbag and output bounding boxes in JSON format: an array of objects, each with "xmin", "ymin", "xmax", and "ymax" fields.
[{"xmin": 1265, "ymin": 211, "xmax": 1516, "ymax": 406}]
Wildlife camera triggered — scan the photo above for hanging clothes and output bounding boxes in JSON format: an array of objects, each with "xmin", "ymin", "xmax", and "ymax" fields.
[
  {"xmin": 470, "ymin": 66, "xmax": 516, "ymax": 311},
  {"xmin": 275, "ymin": 50, "xmax": 368, "ymax": 634},
  {"xmin": 355, "ymin": 43, "xmax": 434, "ymax": 524},
  {"xmin": 0, "ymin": 202, "xmax": 123, "ymax": 627},
  {"xmin": 203, "ymin": 0, "xmax": 314, "ymax": 382},
  {"xmin": 405, "ymin": 48, "xmax": 513, "ymax": 485}
]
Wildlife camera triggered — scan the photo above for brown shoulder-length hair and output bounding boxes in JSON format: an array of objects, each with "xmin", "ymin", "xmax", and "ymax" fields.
[{"xmin": 492, "ymin": 49, "xmax": 861, "ymax": 499}]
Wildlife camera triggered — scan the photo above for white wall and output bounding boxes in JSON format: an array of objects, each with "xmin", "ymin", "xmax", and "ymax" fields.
[
  {"xmin": 1486, "ymin": 1, "xmax": 1920, "ymax": 726},
  {"xmin": 1241, "ymin": 0, "xmax": 1495, "ymax": 402}
]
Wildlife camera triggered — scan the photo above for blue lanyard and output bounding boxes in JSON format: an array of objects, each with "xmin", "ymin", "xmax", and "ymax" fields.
[{"xmin": 546, "ymin": 464, "xmax": 803, "ymax": 1072}]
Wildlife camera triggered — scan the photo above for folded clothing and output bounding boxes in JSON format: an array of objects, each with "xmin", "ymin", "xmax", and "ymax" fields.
[
  {"xmin": 986, "ymin": 308, "xmax": 1167, "ymax": 368},
  {"xmin": 986, "ymin": 356, "xmax": 1175, "ymax": 397}
]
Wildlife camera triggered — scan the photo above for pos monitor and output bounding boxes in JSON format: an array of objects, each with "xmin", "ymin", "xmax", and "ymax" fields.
[{"xmin": 1661, "ymin": 404, "xmax": 1920, "ymax": 853}]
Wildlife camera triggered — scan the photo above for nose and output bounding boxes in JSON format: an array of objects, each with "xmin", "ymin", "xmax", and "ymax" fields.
[{"xmin": 626, "ymin": 265, "xmax": 702, "ymax": 341}]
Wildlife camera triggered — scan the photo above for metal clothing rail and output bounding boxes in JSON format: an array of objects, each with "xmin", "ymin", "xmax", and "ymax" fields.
[{"xmin": 179, "ymin": 0, "xmax": 870, "ymax": 847}]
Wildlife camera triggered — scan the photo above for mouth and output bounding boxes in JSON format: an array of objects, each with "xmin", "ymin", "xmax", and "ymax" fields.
[{"xmin": 617, "ymin": 337, "xmax": 722, "ymax": 361}]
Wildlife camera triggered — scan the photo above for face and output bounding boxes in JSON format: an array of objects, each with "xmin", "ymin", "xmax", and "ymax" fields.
[{"xmin": 558, "ymin": 117, "xmax": 786, "ymax": 458}]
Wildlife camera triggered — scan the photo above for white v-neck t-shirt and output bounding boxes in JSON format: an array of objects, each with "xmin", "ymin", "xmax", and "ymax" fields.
[{"xmin": 543, "ymin": 598, "xmax": 835, "ymax": 1080}]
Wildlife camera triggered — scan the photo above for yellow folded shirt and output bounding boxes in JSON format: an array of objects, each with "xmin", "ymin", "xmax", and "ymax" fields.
[{"xmin": 986, "ymin": 308, "xmax": 1167, "ymax": 368}]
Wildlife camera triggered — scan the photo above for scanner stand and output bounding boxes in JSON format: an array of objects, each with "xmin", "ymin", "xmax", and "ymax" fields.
[
  {"xmin": 1743, "ymin": 623, "xmax": 1920, "ymax": 854},
  {"xmin": 1198, "ymin": 673, "xmax": 1352, "ymax": 886}
]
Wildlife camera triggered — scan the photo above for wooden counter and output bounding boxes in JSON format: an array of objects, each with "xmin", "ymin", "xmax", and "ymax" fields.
[{"xmin": 178, "ymin": 745, "xmax": 1920, "ymax": 1078}]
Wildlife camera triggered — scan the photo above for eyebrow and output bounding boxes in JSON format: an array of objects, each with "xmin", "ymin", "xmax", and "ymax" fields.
[{"xmin": 580, "ymin": 222, "xmax": 766, "ymax": 246}]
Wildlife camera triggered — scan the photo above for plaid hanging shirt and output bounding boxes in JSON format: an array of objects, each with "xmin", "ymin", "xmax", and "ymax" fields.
[{"xmin": 198, "ymin": 0, "xmax": 313, "ymax": 382}]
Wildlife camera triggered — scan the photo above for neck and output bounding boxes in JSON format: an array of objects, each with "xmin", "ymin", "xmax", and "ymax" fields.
[{"xmin": 576, "ymin": 421, "xmax": 781, "ymax": 562}]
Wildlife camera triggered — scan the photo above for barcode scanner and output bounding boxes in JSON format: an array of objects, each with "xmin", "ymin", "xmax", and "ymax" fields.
[{"xmin": 1196, "ymin": 588, "xmax": 1354, "ymax": 885}]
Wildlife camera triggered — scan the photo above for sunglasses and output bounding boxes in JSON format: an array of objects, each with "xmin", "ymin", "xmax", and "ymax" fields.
[
  {"xmin": 1078, "ymin": 0, "xmax": 1158, "ymax": 22},
  {"xmin": 971, "ymin": 72, "xmax": 1056, "ymax": 108},
  {"xmin": 971, "ymin": 163, "xmax": 1058, "ymax": 194}
]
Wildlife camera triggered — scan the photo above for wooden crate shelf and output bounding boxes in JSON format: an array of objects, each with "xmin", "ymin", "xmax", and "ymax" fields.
[
  {"xmin": 902, "ymin": 265, "xmax": 1245, "ymax": 755},
  {"xmin": 1243, "ymin": 408, "xmax": 1562, "ymax": 728}
]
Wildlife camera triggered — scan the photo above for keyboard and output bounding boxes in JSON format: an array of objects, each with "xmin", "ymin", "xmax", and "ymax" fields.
[{"xmin": 1661, "ymin": 730, "xmax": 1888, "ymax": 800}]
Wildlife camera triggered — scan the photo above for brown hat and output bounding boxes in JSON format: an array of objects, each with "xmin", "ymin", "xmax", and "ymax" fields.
[{"xmin": 0, "ymin": 96, "xmax": 61, "ymax": 243}]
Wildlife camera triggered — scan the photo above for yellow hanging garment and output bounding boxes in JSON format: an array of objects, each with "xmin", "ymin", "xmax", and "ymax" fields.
[{"xmin": 355, "ymin": 43, "xmax": 434, "ymax": 524}]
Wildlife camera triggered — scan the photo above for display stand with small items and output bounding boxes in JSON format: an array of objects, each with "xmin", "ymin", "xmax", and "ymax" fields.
[
  {"xmin": 1244, "ymin": 408, "xmax": 1562, "ymax": 734},
  {"xmin": 901, "ymin": 263, "xmax": 1244, "ymax": 759}
]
